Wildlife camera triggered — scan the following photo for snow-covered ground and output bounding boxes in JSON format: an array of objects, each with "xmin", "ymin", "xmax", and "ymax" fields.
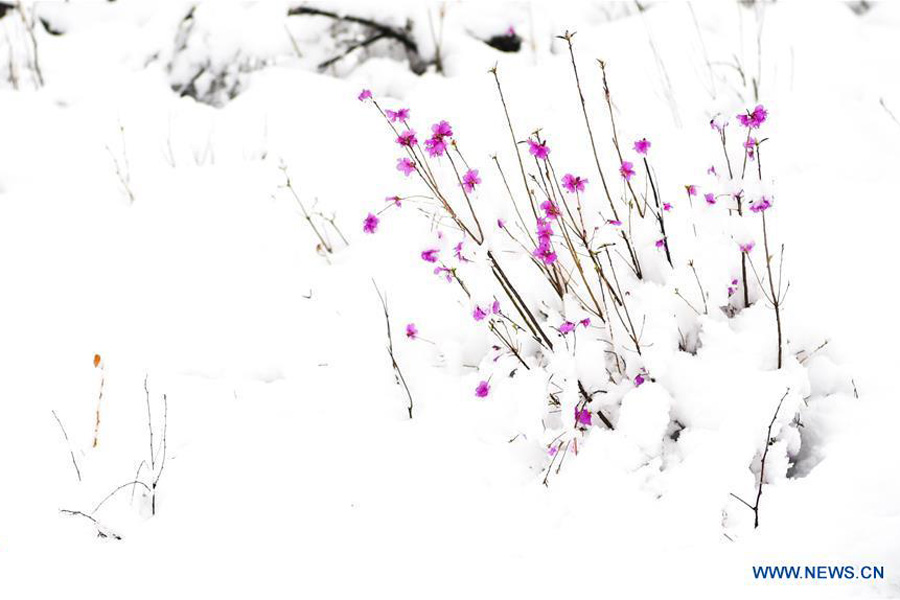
[{"xmin": 1, "ymin": 1, "xmax": 899, "ymax": 598}]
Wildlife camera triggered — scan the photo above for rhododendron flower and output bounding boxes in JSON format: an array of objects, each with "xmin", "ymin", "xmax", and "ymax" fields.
[
  {"xmin": 728, "ymin": 286, "xmax": 736, "ymax": 297},
  {"xmin": 580, "ymin": 318, "xmax": 591, "ymax": 328},
  {"xmin": 663, "ymin": 202, "xmax": 672, "ymax": 211},
  {"xmin": 473, "ymin": 306, "xmax": 488, "ymax": 321},
  {"xmin": 453, "ymin": 241, "xmax": 470, "ymax": 262},
  {"xmin": 737, "ymin": 104, "xmax": 768, "ymax": 129},
  {"xmin": 655, "ymin": 238, "xmax": 666, "ymax": 249},
  {"xmin": 744, "ymin": 137, "xmax": 757, "ymax": 160},
  {"xmin": 561, "ymin": 173, "xmax": 588, "ymax": 193},
  {"xmin": 740, "ymin": 241, "xmax": 755, "ymax": 253},
  {"xmin": 405, "ymin": 323, "xmax": 418, "ymax": 340},
  {"xmin": 707, "ymin": 165, "xmax": 718, "ymax": 176},
  {"xmin": 434, "ymin": 266, "xmax": 453, "ymax": 282},
  {"xmin": 749, "ymin": 196, "xmax": 772, "ymax": 213},
  {"xmin": 686, "ymin": 185, "xmax": 697, "ymax": 196},
  {"xmin": 527, "ymin": 139, "xmax": 550, "ymax": 160},
  {"xmin": 358, "ymin": 89, "xmax": 372, "ymax": 101},
  {"xmin": 534, "ymin": 245, "xmax": 557, "ymax": 265},
  {"xmin": 475, "ymin": 380, "xmax": 490, "ymax": 398},
  {"xmin": 620, "ymin": 161, "xmax": 635, "ymax": 181},
  {"xmin": 633, "ymin": 138, "xmax": 651, "ymax": 155},
  {"xmin": 497, "ymin": 218, "xmax": 506, "ymax": 229},
  {"xmin": 396, "ymin": 129, "xmax": 417, "ymax": 147},
  {"xmin": 421, "ymin": 248, "xmax": 439, "ymax": 263},
  {"xmin": 559, "ymin": 321, "xmax": 575, "ymax": 334},
  {"xmin": 363, "ymin": 213, "xmax": 379, "ymax": 234},
  {"xmin": 732, "ymin": 278, "xmax": 739, "ymax": 285},
  {"xmin": 386, "ymin": 108, "xmax": 410, "ymax": 123},
  {"xmin": 492, "ymin": 300, "xmax": 500, "ymax": 314},
  {"xmin": 462, "ymin": 169, "xmax": 481, "ymax": 193},
  {"xmin": 431, "ymin": 120, "xmax": 453, "ymax": 139},
  {"xmin": 548, "ymin": 445, "xmax": 558, "ymax": 456},
  {"xmin": 575, "ymin": 408, "xmax": 592, "ymax": 426},
  {"xmin": 397, "ymin": 157, "xmax": 415, "ymax": 176},
  {"xmin": 540, "ymin": 200, "xmax": 561, "ymax": 220},
  {"xmin": 634, "ymin": 374, "xmax": 645, "ymax": 387},
  {"xmin": 424, "ymin": 136, "xmax": 447, "ymax": 157},
  {"xmin": 608, "ymin": 219, "xmax": 622, "ymax": 226},
  {"xmin": 704, "ymin": 193, "xmax": 716, "ymax": 205},
  {"xmin": 386, "ymin": 195, "xmax": 402, "ymax": 207}
]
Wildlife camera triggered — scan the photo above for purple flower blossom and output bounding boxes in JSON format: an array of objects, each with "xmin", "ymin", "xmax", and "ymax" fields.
[
  {"xmin": 559, "ymin": 321, "xmax": 575, "ymax": 335},
  {"xmin": 732, "ymin": 278, "xmax": 739, "ymax": 285},
  {"xmin": 462, "ymin": 169, "xmax": 481, "ymax": 193},
  {"xmin": 663, "ymin": 202, "xmax": 672, "ymax": 211},
  {"xmin": 534, "ymin": 244, "xmax": 557, "ymax": 265},
  {"xmin": 492, "ymin": 300, "xmax": 500, "ymax": 314},
  {"xmin": 634, "ymin": 373, "xmax": 645, "ymax": 387},
  {"xmin": 707, "ymin": 165, "xmax": 718, "ymax": 176},
  {"xmin": 406, "ymin": 323, "xmax": 418, "ymax": 340},
  {"xmin": 540, "ymin": 200, "xmax": 561, "ymax": 220},
  {"xmin": 363, "ymin": 213, "xmax": 379, "ymax": 234},
  {"xmin": 620, "ymin": 161, "xmax": 635, "ymax": 181},
  {"xmin": 561, "ymin": 173, "xmax": 588, "ymax": 193},
  {"xmin": 533, "ymin": 218, "xmax": 557, "ymax": 265},
  {"xmin": 386, "ymin": 108, "xmax": 410, "ymax": 123},
  {"xmin": 580, "ymin": 318, "xmax": 591, "ymax": 328},
  {"xmin": 497, "ymin": 218, "xmax": 506, "ymax": 229},
  {"xmin": 473, "ymin": 306, "xmax": 488, "ymax": 321},
  {"xmin": 396, "ymin": 129, "xmax": 418, "ymax": 147},
  {"xmin": 633, "ymin": 138, "xmax": 651, "ymax": 155},
  {"xmin": 740, "ymin": 241, "xmax": 755, "ymax": 253},
  {"xmin": 607, "ymin": 219, "xmax": 622, "ymax": 226},
  {"xmin": 431, "ymin": 120, "xmax": 453, "ymax": 139},
  {"xmin": 527, "ymin": 139, "xmax": 550, "ymax": 160},
  {"xmin": 548, "ymin": 445, "xmax": 558, "ymax": 456},
  {"xmin": 749, "ymin": 196, "xmax": 772, "ymax": 213},
  {"xmin": 704, "ymin": 193, "xmax": 716, "ymax": 205},
  {"xmin": 655, "ymin": 238, "xmax": 666, "ymax": 249},
  {"xmin": 358, "ymin": 89, "xmax": 372, "ymax": 101},
  {"xmin": 397, "ymin": 157, "xmax": 415, "ymax": 176},
  {"xmin": 453, "ymin": 241, "xmax": 470, "ymax": 262},
  {"xmin": 737, "ymin": 104, "xmax": 768, "ymax": 129},
  {"xmin": 421, "ymin": 248, "xmax": 440, "ymax": 263},
  {"xmin": 744, "ymin": 137, "xmax": 757, "ymax": 160},
  {"xmin": 686, "ymin": 184, "xmax": 698, "ymax": 196},
  {"xmin": 424, "ymin": 136, "xmax": 447, "ymax": 157},
  {"xmin": 575, "ymin": 408, "xmax": 592, "ymax": 426},
  {"xmin": 385, "ymin": 195, "xmax": 402, "ymax": 207},
  {"xmin": 475, "ymin": 380, "xmax": 490, "ymax": 398},
  {"xmin": 434, "ymin": 266, "xmax": 453, "ymax": 282}
]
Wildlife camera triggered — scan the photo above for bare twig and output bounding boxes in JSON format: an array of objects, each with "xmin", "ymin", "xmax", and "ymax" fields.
[
  {"xmin": 373, "ymin": 281, "xmax": 414, "ymax": 419},
  {"xmin": 51, "ymin": 410, "xmax": 81, "ymax": 482}
]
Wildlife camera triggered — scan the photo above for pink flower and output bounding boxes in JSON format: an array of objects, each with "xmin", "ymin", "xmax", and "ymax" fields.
[
  {"xmin": 453, "ymin": 241, "xmax": 470, "ymax": 262},
  {"xmin": 358, "ymin": 89, "xmax": 372, "ymax": 101},
  {"xmin": 620, "ymin": 161, "xmax": 635, "ymax": 181},
  {"xmin": 507, "ymin": 25, "xmax": 516, "ymax": 36},
  {"xmin": 431, "ymin": 120, "xmax": 453, "ymax": 139},
  {"xmin": 686, "ymin": 185, "xmax": 697, "ymax": 196},
  {"xmin": 533, "ymin": 244, "xmax": 557, "ymax": 265},
  {"xmin": 492, "ymin": 300, "xmax": 500, "ymax": 314},
  {"xmin": 740, "ymin": 241, "xmax": 755, "ymax": 253},
  {"xmin": 580, "ymin": 318, "xmax": 591, "ymax": 328},
  {"xmin": 663, "ymin": 202, "xmax": 672, "ymax": 211},
  {"xmin": 707, "ymin": 165, "xmax": 718, "ymax": 176},
  {"xmin": 732, "ymin": 278, "xmax": 739, "ymax": 285},
  {"xmin": 424, "ymin": 136, "xmax": 447, "ymax": 157},
  {"xmin": 634, "ymin": 373, "xmax": 645, "ymax": 387},
  {"xmin": 737, "ymin": 104, "xmax": 768, "ymax": 129},
  {"xmin": 421, "ymin": 248, "xmax": 440, "ymax": 263},
  {"xmin": 363, "ymin": 213, "xmax": 379, "ymax": 234},
  {"xmin": 497, "ymin": 218, "xmax": 506, "ymax": 229},
  {"xmin": 540, "ymin": 200, "xmax": 561, "ymax": 220},
  {"xmin": 533, "ymin": 218, "xmax": 557, "ymax": 265},
  {"xmin": 561, "ymin": 173, "xmax": 588, "ymax": 193},
  {"xmin": 397, "ymin": 157, "xmax": 415, "ymax": 176},
  {"xmin": 434, "ymin": 266, "xmax": 453, "ymax": 282},
  {"xmin": 749, "ymin": 196, "xmax": 772, "ymax": 213},
  {"xmin": 396, "ymin": 129, "xmax": 418, "ymax": 147},
  {"xmin": 633, "ymin": 138, "xmax": 651, "ymax": 155},
  {"xmin": 475, "ymin": 380, "xmax": 490, "ymax": 398},
  {"xmin": 473, "ymin": 306, "xmax": 488, "ymax": 321},
  {"xmin": 559, "ymin": 321, "xmax": 575, "ymax": 334},
  {"xmin": 744, "ymin": 137, "xmax": 757, "ymax": 160},
  {"xmin": 575, "ymin": 408, "xmax": 592, "ymax": 426},
  {"xmin": 386, "ymin": 108, "xmax": 410, "ymax": 123},
  {"xmin": 548, "ymin": 445, "xmax": 558, "ymax": 456},
  {"xmin": 385, "ymin": 195, "xmax": 402, "ymax": 207},
  {"xmin": 607, "ymin": 219, "xmax": 622, "ymax": 226},
  {"xmin": 527, "ymin": 139, "xmax": 550, "ymax": 160},
  {"xmin": 704, "ymin": 193, "xmax": 716, "ymax": 205},
  {"xmin": 655, "ymin": 238, "xmax": 666, "ymax": 249},
  {"xmin": 405, "ymin": 323, "xmax": 418, "ymax": 340},
  {"xmin": 462, "ymin": 169, "xmax": 481, "ymax": 193}
]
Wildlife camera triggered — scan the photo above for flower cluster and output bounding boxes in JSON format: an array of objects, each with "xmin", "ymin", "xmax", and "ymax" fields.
[{"xmin": 532, "ymin": 218, "xmax": 557, "ymax": 265}]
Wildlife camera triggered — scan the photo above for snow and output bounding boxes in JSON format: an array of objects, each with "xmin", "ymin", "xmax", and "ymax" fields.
[{"xmin": 1, "ymin": 2, "xmax": 899, "ymax": 599}]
